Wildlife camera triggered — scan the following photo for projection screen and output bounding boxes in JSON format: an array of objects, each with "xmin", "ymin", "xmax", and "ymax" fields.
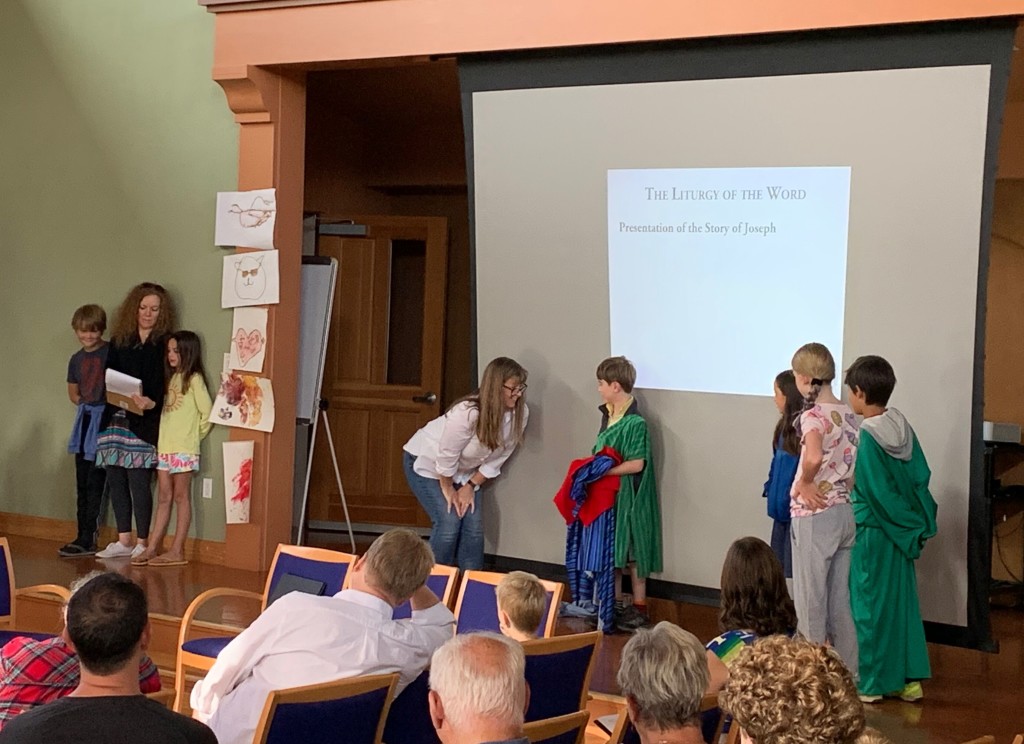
[{"xmin": 460, "ymin": 22, "xmax": 1015, "ymax": 648}]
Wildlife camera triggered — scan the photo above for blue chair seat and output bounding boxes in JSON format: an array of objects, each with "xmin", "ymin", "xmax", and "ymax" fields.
[
  {"xmin": 182, "ymin": 636, "xmax": 233, "ymax": 658},
  {"xmin": 0, "ymin": 630, "xmax": 55, "ymax": 647}
]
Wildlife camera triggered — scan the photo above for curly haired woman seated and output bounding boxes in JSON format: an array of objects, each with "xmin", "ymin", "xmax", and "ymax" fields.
[{"xmin": 720, "ymin": 635, "xmax": 889, "ymax": 744}]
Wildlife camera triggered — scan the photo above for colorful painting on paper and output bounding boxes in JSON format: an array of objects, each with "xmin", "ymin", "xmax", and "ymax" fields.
[
  {"xmin": 222, "ymin": 440, "xmax": 254, "ymax": 525},
  {"xmin": 215, "ymin": 188, "xmax": 276, "ymax": 250},
  {"xmin": 209, "ymin": 372, "xmax": 275, "ymax": 433},
  {"xmin": 229, "ymin": 307, "xmax": 268, "ymax": 373},
  {"xmin": 221, "ymin": 250, "xmax": 280, "ymax": 309}
]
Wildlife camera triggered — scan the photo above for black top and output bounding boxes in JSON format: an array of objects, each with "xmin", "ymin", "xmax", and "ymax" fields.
[
  {"xmin": 101, "ymin": 334, "xmax": 166, "ymax": 447},
  {"xmin": 67, "ymin": 344, "xmax": 109, "ymax": 405},
  {"xmin": 0, "ymin": 695, "xmax": 217, "ymax": 744}
]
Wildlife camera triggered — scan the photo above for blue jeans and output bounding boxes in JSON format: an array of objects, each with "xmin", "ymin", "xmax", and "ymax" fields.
[{"xmin": 403, "ymin": 452, "xmax": 484, "ymax": 569}]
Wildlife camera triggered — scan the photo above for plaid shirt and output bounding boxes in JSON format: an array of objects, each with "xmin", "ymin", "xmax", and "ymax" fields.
[{"xmin": 0, "ymin": 636, "xmax": 161, "ymax": 730}]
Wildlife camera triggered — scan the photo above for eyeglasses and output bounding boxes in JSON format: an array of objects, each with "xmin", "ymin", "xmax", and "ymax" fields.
[{"xmin": 503, "ymin": 383, "xmax": 527, "ymax": 395}]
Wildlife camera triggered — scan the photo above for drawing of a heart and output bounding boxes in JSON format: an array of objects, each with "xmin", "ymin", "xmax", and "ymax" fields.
[{"xmin": 234, "ymin": 329, "xmax": 265, "ymax": 366}]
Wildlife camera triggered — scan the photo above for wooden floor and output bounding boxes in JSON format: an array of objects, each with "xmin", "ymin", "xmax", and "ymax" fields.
[{"xmin": 7, "ymin": 535, "xmax": 1024, "ymax": 743}]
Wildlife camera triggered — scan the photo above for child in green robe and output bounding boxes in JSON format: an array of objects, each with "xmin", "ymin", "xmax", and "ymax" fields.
[
  {"xmin": 845, "ymin": 355, "xmax": 937, "ymax": 702},
  {"xmin": 594, "ymin": 357, "xmax": 663, "ymax": 632}
]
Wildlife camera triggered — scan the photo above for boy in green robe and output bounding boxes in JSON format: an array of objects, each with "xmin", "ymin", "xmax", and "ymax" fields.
[
  {"xmin": 845, "ymin": 355, "xmax": 937, "ymax": 702},
  {"xmin": 594, "ymin": 357, "xmax": 663, "ymax": 632}
]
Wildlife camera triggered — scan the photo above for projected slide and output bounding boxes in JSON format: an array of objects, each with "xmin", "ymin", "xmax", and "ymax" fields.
[{"xmin": 608, "ymin": 167, "xmax": 851, "ymax": 396}]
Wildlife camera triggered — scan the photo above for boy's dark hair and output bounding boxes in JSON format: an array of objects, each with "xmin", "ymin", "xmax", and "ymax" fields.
[
  {"xmin": 71, "ymin": 304, "xmax": 107, "ymax": 334},
  {"xmin": 844, "ymin": 355, "xmax": 897, "ymax": 407},
  {"xmin": 66, "ymin": 573, "xmax": 148, "ymax": 675},
  {"xmin": 597, "ymin": 356, "xmax": 636, "ymax": 394}
]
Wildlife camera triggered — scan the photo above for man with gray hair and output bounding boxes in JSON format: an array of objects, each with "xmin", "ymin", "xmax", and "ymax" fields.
[
  {"xmin": 617, "ymin": 621, "xmax": 709, "ymax": 744},
  {"xmin": 192, "ymin": 528, "xmax": 455, "ymax": 744},
  {"xmin": 429, "ymin": 632, "xmax": 528, "ymax": 744}
]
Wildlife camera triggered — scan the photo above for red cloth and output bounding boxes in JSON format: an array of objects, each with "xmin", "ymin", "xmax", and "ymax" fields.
[{"xmin": 553, "ymin": 447, "xmax": 623, "ymax": 526}]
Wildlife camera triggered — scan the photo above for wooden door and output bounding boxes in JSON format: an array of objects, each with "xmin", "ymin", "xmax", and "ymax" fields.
[{"xmin": 310, "ymin": 215, "xmax": 448, "ymax": 529}]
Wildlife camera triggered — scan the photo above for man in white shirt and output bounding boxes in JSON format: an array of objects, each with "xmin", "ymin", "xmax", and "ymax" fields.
[
  {"xmin": 190, "ymin": 528, "xmax": 455, "ymax": 744},
  {"xmin": 428, "ymin": 633, "xmax": 530, "ymax": 744}
]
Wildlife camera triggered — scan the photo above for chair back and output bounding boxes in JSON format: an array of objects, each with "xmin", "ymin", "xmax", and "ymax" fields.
[
  {"xmin": 523, "ymin": 710, "xmax": 590, "ymax": 744},
  {"xmin": 393, "ymin": 565, "xmax": 458, "ymax": 620},
  {"xmin": 454, "ymin": 570, "xmax": 563, "ymax": 637},
  {"xmin": 617, "ymin": 692, "xmax": 721, "ymax": 744},
  {"xmin": 381, "ymin": 669, "xmax": 441, "ymax": 744},
  {"xmin": 262, "ymin": 545, "xmax": 356, "ymax": 611},
  {"xmin": 522, "ymin": 632, "xmax": 600, "ymax": 722},
  {"xmin": 255, "ymin": 673, "xmax": 398, "ymax": 744}
]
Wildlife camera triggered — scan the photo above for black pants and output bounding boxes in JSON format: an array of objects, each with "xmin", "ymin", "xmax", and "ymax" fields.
[
  {"xmin": 106, "ymin": 466, "xmax": 153, "ymax": 539},
  {"xmin": 74, "ymin": 454, "xmax": 106, "ymax": 545}
]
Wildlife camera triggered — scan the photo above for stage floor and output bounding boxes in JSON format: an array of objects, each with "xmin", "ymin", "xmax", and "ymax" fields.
[{"xmin": 7, "ymin": 535, "xmax": 1023, "ymax": 743}]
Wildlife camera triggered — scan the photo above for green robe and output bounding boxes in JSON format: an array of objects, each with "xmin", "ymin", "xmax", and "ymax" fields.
[
  {"xmin": 594, "ymin": 412, "xmax": 663, "ymax": 577},
  {"xmin": 850, "ymin": 428, "xmax": 937, "ymax": 695}
]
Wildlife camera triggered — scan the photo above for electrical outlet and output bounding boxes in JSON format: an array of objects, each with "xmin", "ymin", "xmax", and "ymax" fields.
[{"xmin": 202, "ymin": 478, "xmax": 213, "ymax": 499}]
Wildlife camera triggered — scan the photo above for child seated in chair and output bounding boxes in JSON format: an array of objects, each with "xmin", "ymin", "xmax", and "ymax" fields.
[{"xmin": 496, "ymin": 571, "xmax": 546, "ymax": 642}]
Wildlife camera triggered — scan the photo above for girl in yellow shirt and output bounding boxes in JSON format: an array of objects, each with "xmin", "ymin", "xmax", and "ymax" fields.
[{"xmin": 133, "ymin": 331, "xmax": 211, "ymax": 567}]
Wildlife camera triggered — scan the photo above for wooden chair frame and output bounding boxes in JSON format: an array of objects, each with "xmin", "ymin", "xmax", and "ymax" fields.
[
  {"xmin": 0, "ymin": 537, "xmax": 71, "ymax": 629},
  {"xmin": 173, "ymin": 544, "xmax": 355, "ymax": 712},
  {"xmin": 253, "ymin": 672, "xmax": 398, "ymax": 744},
  {"xmin": 522, "ymin": 630, "xmax": 601, "ymax": 713},
  {"xmin": 523, "ymin": 709, "xmax": 590, "ymax": 744},
  {"xmin": 597, "ymin": 691, "xmax": 730, "ymax": 744},
  {"xmin": 453, "ymin": 570, "xmax": 564, "ymax": 637}
]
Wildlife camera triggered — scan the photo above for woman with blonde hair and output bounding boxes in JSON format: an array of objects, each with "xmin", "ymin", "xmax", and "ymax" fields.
[
  {"xmin": 95, "ymin": 283, "xmax": 177, "ymax": 560},
  {"xmin": 403, "ymin": 357, "xmax": 529, "ymax": 569}
]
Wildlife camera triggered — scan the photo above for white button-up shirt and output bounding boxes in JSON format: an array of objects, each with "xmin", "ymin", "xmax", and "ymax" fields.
[
  {"xmin": 404, "ymin": 400, "xmax": 528, "ymax": 483},
  {"xmin": 191, "ymin": 589, "xmax": 455, "ymax": 744}
]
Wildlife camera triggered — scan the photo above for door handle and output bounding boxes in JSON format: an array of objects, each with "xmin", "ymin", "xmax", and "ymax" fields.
[{"xmin": 412, "ymin": 392, "xmax": 437, "ymax": 404}]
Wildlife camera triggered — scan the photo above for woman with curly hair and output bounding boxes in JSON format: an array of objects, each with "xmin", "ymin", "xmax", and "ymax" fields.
[
  {"xmin": 706, "ymin": 537, "xmax": 797, "ymax": 692},
  {"xmin": 720, "ymin": 635, "xmax": 873, "ymax": 744},
  {"xmin": 95, "ymin": 283, "xmax": 177, "ymax": 560}
]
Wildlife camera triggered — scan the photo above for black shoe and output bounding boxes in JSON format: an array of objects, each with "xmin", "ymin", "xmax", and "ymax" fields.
[
  {"xmin": 58, "ymin": 540, "xmax": 96, "ymax": 558},
  {"xmin": 614, "ymin": 604, "xmax": 651, "ymax": 633}
]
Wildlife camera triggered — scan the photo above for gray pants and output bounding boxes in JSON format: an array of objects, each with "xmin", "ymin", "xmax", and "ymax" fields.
[{"xmin": 791, "ymin": 503, "xmax": 859, "ymax": 678}]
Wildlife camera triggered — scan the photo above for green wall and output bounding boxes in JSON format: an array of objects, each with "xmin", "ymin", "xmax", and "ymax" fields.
[{"xmin": 1, "ymin": 1, "xmax": 239, "ymax": 541}]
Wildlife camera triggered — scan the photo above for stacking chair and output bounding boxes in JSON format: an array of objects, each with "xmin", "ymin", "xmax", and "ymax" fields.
[
  {"xmin": 392, "ymin": 564, "xmax": 459, "ymax": 620},
  {"xmin": 173, "ymin": 545, "xmax": 355, "ymax": 712},
  {"xmin": 522, "ymin": 631, "xmax": 600, "ymax": 722},
  {"xmin": 381, "ymin": 668, "xmax": 440, "ymax": 744},
  {"xmin": 523, "ymin": 710, "xmax": 590, "ymax": 744},
  {"xmin": 0, "ymin": 537, "xmax": 71, "ymax": 646},
  {"xmin": 604, "ymin": 691, "xmax": 728, "ymax": 744},
  {"xmin": 254, "ymin": 673, "xmax": 398, "ymax": 744},
  {"xmin": 453, "ymin": 570, "xmax": 563, "ymax": 637}
]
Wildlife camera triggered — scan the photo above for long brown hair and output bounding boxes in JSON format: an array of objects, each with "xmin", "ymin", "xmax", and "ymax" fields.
[
  {"xmin": 109, "ymin": 282, "xmax": 177, "ymax": 347},
  {"xmin": 719, "ymin": 537, "xmax": 797, "ymax": 637},
  {"xmin": 450, "ymin": 357, "xmax": 528, "ymax": 451},
  {"xmin": 773, "ymin": 370, "xmax": 803, "ymax": 456},
  {"xmin": 166, "ymin": 331, "xmax": 207, "ymax": 395}
]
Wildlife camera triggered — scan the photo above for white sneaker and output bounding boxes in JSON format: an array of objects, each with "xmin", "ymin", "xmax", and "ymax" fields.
[
  {"xmin": 131, "ymin": 544, "xmax": 148, "ymax": 559},
  {"xmin": 96, "ymin": 541, "xmax": 134, "ymax": 559}
]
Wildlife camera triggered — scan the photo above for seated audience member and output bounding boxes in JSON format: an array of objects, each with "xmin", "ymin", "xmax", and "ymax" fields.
[
  {"xmin": 0, "ymin": 573, "xmax": 215, "ymax": 744},
  {"xmin": 706, "ymin": 537, "xmax": 797, "ymax": 693},
  {"xmin": 617, "ymin": 622, "xmax": 710, "ymax": 744},
  {"xmin": 0, "ymin": 572, "xmax": 161, "ymax": 731},
  {"xmin": 192, "ymin": 528, "xmax": 456, "ymax": 744},
  {"xmin": 496, "ymin": 571, "xmax": 546, "ymax": 642},
  {"xmin": 429, "ymin": 632, "xmax": 528, "ymax": 744},
  {"xmin": 720, "ymin": 635, "xmax": 866, "ymax": 744}
]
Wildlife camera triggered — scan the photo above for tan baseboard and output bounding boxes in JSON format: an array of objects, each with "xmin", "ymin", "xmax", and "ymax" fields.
[{"xmin": 0, "ymin": 512, "xmax": 225, "ymax": 565}]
